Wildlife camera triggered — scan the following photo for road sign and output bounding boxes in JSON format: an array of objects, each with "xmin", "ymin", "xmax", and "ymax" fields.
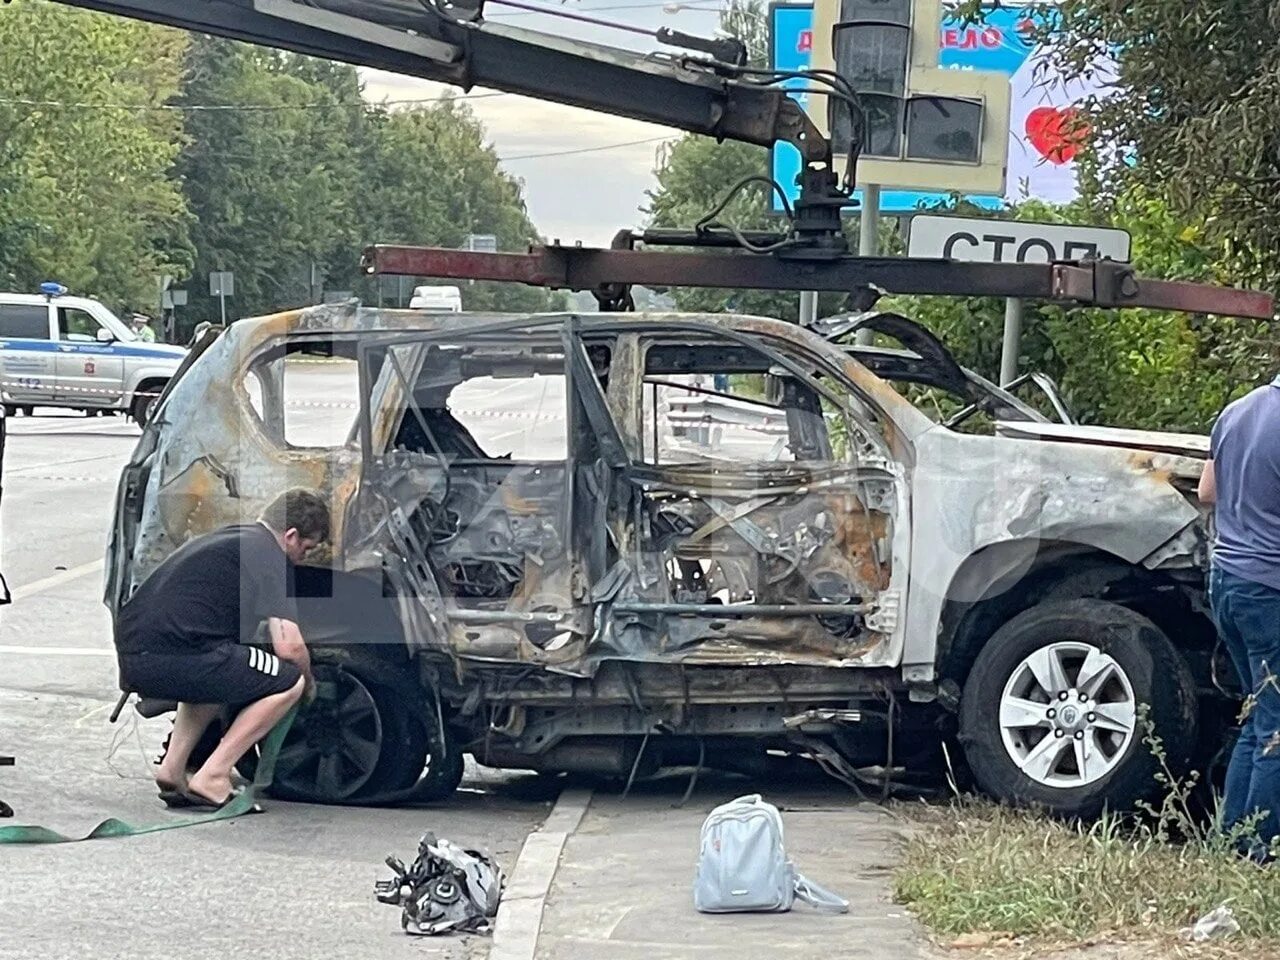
[
  {"xmin": 466, "ymin": 234, "xmax": 498, "ymax": 254},
  {"xmin": 769, "ymin": 2, "xmax": 1108, "ymax": 213},
  {"xmin": 908, "ymin": 214, "xmax": 1132, "ymax": 263},
  {"xmin": 208, "ymin": 271, "xmax": 234, "ymax": 297},
  {"xmin": 209, "ymin": 271, "xmax": 234, "ymax": 324},
  {"xmin": 161, "ymin": 289, "xmax": 188, "ymax": 309},
  {"xmin": 809, "ymin": 0, "xmax": 1011, "ymax": 194}
]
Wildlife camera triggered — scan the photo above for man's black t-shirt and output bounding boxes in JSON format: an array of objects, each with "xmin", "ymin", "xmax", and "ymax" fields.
[{"xmin": 114, "ymin": 524, "xmax": 298, "ymax": 655}]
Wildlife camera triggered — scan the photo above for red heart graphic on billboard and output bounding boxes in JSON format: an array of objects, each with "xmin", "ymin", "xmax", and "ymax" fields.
[{"xmin": 1025, "ymin": 106, "xmax": 1089, "ymax": 165}]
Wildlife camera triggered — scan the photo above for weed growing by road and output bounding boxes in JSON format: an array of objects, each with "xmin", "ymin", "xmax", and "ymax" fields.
[{"xmin": 894, "ymin": 728, "xmax": 1280, "ymax": 946}]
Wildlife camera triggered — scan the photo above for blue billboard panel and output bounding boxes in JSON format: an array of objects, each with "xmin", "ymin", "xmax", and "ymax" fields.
[{"xmin": 769, "ymin": 3, "xmax": 1095, "ymax": 214}]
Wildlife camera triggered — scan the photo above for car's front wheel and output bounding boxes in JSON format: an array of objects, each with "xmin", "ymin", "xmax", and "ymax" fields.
[{"xmin": 959, "ymin": 599, "xmax": 1197, "ymax": 818}]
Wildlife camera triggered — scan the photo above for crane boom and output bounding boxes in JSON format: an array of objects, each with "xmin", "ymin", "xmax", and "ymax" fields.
[{"xmin": 45, "ymin": 0, "xmax": 827, "ymax": 162}]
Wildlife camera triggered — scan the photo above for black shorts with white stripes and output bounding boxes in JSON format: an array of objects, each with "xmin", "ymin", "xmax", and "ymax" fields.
[{"xmin": 118, "ymin": 642, "xmax": 302, "ymax": 706}]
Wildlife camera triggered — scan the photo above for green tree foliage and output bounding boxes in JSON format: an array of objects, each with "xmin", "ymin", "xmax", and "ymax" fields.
[
  {"xmin": 176, "ymin": 38, "xmax": 365, "ymax": 321},
  {"xmin": 358, "ymin": 100, "xmax": 563, "ymax": 313},
  {"xmin": 0, "ymin": 8, "xmax": 561, "ymax": 327},
  {"xmin": 0, "ymin": 0, "xmax": 191, "ymax": 311},
  {"xmin": 176, "ymin": 39, "xmax": 561, "ymax": 323},
  {"xmin": 885, "ymin": 194, "xmax": 1275, "ymax": 432},
  {"xmin": 994, "ymin": 0, "xmax": 1280, "ymax": 292}
]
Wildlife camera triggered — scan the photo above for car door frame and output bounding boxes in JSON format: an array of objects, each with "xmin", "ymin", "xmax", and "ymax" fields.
[
  {"xmin": 576, "ymin": 314, "xmax": 915, "ymax": 669},
  {"xmin": 352, "ymin": 314, "xmax": 618, "ymax": 670},
  {"xmin": 53, "ymin": 303, "xmax": 126, "ymax": 407}
]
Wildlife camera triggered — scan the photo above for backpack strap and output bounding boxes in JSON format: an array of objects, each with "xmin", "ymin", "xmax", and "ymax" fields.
[{"xmin": 793, "ymin": 872, "xmax": 850, "ymax": 914}]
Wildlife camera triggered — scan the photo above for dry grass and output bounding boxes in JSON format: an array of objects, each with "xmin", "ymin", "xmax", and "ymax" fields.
[
  {"xmin": 894, "ymin": 731, "xmax": 1280, "ymax": 956},
  {"xmin": 896, "ymin": 801, "xmax": 1280, "ymax": 947}
]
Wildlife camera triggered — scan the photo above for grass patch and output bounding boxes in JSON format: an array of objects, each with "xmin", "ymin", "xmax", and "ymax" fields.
[
  {"xmin": 895, "ymin": 801, "xmax": 1280, "ymax": 945},
  {"xmin": 894, "ymin": 724, "xmax": 1280, "ymax": 951}
]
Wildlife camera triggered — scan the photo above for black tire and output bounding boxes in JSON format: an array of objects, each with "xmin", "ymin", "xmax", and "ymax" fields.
[
  {"xmin": 239, "ymin": 647, "xmax": 460, "ymax": 804},
  {"xmin": 130, "ymin": 392, "xmax": 157, "ymax": 425},
  {"xmin": 959, "ymin": 599, "xmax": 1197, "ymax": 818}
]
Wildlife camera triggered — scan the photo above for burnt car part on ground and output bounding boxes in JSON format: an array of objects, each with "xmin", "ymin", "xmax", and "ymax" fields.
[{"xmin": 124, "ymin": 303, "xmax": 1241, "ymax": 819}]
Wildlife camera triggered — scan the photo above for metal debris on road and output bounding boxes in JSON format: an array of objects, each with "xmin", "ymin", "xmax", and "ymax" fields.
[{"xmin": 376, "ymin": 833, "xmax": 505, "ymax": 936}]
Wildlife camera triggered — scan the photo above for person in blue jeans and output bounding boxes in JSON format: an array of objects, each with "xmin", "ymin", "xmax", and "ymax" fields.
[{"xmin": 1200, "ymin": 375, "xmax": 1280, "ymax": 856}]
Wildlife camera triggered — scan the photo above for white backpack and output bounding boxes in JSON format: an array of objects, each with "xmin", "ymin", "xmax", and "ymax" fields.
[{"xmin": 693, "ymin": 794, "xmax": 849, "ymax": 914}]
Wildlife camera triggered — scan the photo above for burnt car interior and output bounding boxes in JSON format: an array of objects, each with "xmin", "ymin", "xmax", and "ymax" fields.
[{"xmin": 346, "ymin": 316, "xmax": 901, "ymax": 682}]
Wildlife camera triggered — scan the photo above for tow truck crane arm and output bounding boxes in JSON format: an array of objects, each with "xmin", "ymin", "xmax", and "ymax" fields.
[
  {"xmin": 45, "ymin": 0, "xmax": 844, "ymax": 238},
  {"xmin": 51, "ymin": 0, "xmax": 822, "ymax": 153},
  {"xmin": 44, "ymin": 0, "xmax": 1276, "ymax": 318}
]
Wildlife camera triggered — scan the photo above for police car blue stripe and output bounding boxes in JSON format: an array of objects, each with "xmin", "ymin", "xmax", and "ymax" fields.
[{"xmin": 0, "ymin": 338, "xmax": 184, "ymax": 360}]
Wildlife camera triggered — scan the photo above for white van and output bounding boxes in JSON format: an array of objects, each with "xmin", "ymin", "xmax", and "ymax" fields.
[{"xmin": 408, "ymin": 285, "xmax": 463, "ymax": 312}]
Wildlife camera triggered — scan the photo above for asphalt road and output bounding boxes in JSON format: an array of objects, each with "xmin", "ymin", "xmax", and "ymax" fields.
[{"xmin": 0, "ymin": 387, "xmax": 552, "ymax": 960}]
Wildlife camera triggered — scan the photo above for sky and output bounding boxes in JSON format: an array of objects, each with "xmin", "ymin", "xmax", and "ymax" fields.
[{"xmin": 358, "ymin": 1, "xmax": 726, "ymax": 245}]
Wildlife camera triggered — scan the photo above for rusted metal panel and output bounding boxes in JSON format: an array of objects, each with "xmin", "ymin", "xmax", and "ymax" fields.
[{"xmin": 362, "ymin": 244, "xmax": 1276, "ymax": 320}]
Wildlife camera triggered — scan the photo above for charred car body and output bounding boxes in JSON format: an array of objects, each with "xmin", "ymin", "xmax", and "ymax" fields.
[{"xmin": 110, "ymin": 303, "xmax": 1226, "ymax": 816}]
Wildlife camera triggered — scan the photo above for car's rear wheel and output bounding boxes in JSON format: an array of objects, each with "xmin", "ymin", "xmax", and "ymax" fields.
[
  {"xmin": 959, "ymin": 599, "xmax": 1197, "ymax": 818},
  {"xmin": 239, "ymin": 647, "xmax": 461, "ymax": 804}
]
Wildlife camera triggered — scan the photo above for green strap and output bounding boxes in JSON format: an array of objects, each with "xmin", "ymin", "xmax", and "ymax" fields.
[{"xmin": 0, "ymin": 707, "xmax": 297, "ymax": 844}]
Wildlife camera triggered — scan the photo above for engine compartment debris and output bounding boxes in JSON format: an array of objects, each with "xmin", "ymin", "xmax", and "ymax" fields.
[{"xmin": 376, "ymin": 832, "xmax": 506, "ymax": 936}]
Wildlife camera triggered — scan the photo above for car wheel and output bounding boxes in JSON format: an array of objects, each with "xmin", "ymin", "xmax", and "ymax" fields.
[
  {"xmin": 959, "ymin": 599, "xmax": 1197, "ymax": 818},
  {"xmin": 130, "ymin": 393, "xmax": 157, "ymax": 425},
  {"xmin": 240, "ymin": 647, "xmax": 456, "ymax": 804}
]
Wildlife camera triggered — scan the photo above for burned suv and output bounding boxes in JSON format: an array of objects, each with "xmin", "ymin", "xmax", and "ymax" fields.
[{"xmin": 109, "ymin": 303, "xmax": 1221, "ymax": 816}]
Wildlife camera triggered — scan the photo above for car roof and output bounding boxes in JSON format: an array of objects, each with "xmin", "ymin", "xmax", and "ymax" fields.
[{"xmin": 0, "ymin": 292, "xmax": 103, "ymax": 310}]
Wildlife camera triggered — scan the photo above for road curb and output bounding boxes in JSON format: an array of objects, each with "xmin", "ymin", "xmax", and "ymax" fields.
[{"xmin": 491, "ymin": 787, "xmax": 593, "ymax": 960}]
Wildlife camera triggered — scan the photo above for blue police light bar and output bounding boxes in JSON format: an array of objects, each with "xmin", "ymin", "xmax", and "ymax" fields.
[{"xmin": 39, "ymin": 281, "xmax": 68, "ymax": 298}]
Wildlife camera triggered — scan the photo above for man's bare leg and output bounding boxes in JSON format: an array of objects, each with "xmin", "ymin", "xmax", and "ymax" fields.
[
  {"xmin": 154, "ymin": 702, "xmax": 222, "ymax": 789},
  {"xmin": 187, "ymin": 676, "xmax": 305, "ymax": 802}
]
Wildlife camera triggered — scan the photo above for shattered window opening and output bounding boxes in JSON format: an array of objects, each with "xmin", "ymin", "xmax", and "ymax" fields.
[
  {"xmin": 243, "ymin": 344, "xmax": 362, "ymax": 449},
  {"xmin": 640, "ymin": 337, "xmax": 842, "ymax": 467}
]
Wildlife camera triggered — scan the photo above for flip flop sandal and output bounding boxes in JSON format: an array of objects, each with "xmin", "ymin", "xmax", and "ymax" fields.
[
  {"xmin": 180, "ymin": 788, "xmax": 264, "ymax": 815},
  {"xmin": 158, "ymin": 788, "xmax": 195, "ymax": 809},
  {"xmin": 179, "ymin": 787, "xmax": 238, "ymax": 811}
]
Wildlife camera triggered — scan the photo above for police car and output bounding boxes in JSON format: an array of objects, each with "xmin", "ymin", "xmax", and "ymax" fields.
[{"xmin": 0, "ymin": 284, "xmax": 186, "ymax": 423}]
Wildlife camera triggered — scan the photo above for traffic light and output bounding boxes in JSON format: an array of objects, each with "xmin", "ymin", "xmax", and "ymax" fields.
[{"xmin": 810, "ymin": 0, "xmax": 1010, "ymax": 192}]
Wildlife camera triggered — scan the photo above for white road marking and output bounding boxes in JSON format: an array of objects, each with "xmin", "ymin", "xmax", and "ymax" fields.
[
  {"xmin": 9, "ymin": 558, "xmax": 105, "ymax": 601},
  {"xmin": 0, "ymin": 645, "xmax": 112, "ymax": 656}
]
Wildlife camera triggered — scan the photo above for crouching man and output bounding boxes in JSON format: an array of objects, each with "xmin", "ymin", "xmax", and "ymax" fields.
[{"xmin": 113, "ymin": 488, "xmax": 330, "ymax": 809}]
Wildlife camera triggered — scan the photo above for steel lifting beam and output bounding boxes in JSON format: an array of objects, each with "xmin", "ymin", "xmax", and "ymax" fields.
[{"xmin": 360, "ymin": 244, "xmax": 1276, "ymax": 319}]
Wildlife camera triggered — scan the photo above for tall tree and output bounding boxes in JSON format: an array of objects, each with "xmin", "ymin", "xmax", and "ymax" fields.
[
  {"xmin": 175, "ymin": 38, "xmax": 365, "ymax": 323},
  {"xmin": 0, "ymin": 0, "xmax": 190, "ymax": 311},
  {"xmin": 358, "ymin": 100, "xmax": 564, "ymax": 312},
  {"xmin": 977, "ymin": 0, "xmax": 1280, "ymax": 292}
]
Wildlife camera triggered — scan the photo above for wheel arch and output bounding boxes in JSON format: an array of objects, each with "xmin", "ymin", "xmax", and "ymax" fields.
[{"xmin": 936, "ymin": 539, "xmax": 1214, "ymax": 691}]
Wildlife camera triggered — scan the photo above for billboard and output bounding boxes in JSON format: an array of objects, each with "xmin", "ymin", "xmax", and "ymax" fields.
[{"xmin": 769, "ymin": 2, "xmax": 1103, "ymax": 214}]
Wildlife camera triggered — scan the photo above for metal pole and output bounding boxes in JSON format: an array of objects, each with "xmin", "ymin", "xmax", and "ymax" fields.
[
  {"xmin": 219, "ymin": 292, "xmax": 227, "ymax": 326},
  {"xmin": 855, "ymin": 183, "xmax": 881, "ymax": 346},
  {"xmin": 1000, "ymin": 296, "xmax": 1024, "ymax": 386},
  {"xmin": 798, "ymin": 289, "xmax": 818, "ymax": 326}
]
